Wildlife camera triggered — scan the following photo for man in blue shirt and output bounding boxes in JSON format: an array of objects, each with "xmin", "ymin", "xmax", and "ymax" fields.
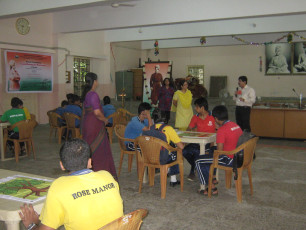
[
  {"xmin": 102, "ymin": 96, "xmax": 116, "ymax": 127},
  {"xmin": 64, "ymin": 95, "xmax": 82, "ymax": 127},
  {"xmin": 55, "ymin": 100, "xmax": 68, "ymax": 126},
  {"xmin": 124, "ymin": 102, "xmax": 153, "ymax": 151}
]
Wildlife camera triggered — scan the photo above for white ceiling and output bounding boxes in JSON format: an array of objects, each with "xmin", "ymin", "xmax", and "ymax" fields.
[{"xmin": 1, "ymin": 0, "xmax": 306, "ymax": 48}]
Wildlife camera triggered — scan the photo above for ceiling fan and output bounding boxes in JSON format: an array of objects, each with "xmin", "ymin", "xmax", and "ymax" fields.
[{"xmin": 111, "ymin": 2, "xmax": 135, "ymax": 8}]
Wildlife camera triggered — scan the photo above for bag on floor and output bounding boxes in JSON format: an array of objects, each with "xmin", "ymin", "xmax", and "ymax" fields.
[{"xmin": 142, "ymin": 123, "xmax": 170, "ymax": 165}]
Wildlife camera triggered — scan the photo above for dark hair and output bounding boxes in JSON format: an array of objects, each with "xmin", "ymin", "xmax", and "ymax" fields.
[
  {"xmin": 66, "ymin": 93, "xmax": 74, "ymax": 101},
  {"xmin": 179, "ymin": 80, "xmax": 187, "ymax": 90},
  {"xmin": 11, "ymin": 97, "xmax": 23, "ymax": 108},
  {"xmin": 59, "ymin": 139, "xmax": 91, "ymax": 171},
  {"xmin": 212, "ymin": 105, "xmax": 228, "ymax": 121},
  {"xmin": 71, "ymin": 94, "xmax": 80, "ymax": 104},
  {"xmin": 103, "ymin": 96, "xmax": 111, "ymax": 105},
  {"xmin": 81, "ymin": 72, "xmax": 97, "ymax": 101},
  {"xmin": 238, "ymin": 76, "xmax": 247, "ymax": 84},
  {"xmin": 138, "ymin": 102, "xmax": 151, "ymax": 115},
  {"xmin": 61, "ymin": 100, "xmax": 69, "ymax": 107},
  {"xmin": 194, "ymin": 97, "xmax": 208, "ymax": 111},
  {"xmin": 163, "ymin": 78, "xmax": 173, "ymax": 87}
]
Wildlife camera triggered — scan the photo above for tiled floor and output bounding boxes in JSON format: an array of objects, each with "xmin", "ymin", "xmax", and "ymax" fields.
[{"xmin": 1, "ymin": 124, "xmax": 306, "ymax": 230}]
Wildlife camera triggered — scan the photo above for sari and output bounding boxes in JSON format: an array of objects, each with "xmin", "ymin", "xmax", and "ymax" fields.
[
  {"xmin": 81, "ymin": 91, "xmax": 117, "ymax": 180},
  {"xmin": 171, "ymin": 89, "xmax": 193, "ymax": 130}
]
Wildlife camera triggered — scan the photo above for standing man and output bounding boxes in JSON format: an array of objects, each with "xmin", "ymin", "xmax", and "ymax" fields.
[{"xmin": 234, "ymin": 76, "xmax": 256, "ymax": 132}]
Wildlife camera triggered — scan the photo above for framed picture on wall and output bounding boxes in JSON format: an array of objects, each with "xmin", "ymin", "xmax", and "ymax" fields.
[
  {"xmin": 292, "ymin": 42, "xmax": 306, "ymax": 74},
  {"xmin": 265, "ymin": 43, "xmax": 292, "ymax": 75},
  {"xmin": 142, "ymin": 61, "xmax": 172, "ymax": 106},
  {"xmin": 187, "ymin": 65, "xmax": 204, "ymax": 85}
]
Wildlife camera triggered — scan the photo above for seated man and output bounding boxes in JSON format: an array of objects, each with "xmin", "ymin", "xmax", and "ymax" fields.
[
  {"xmin": 183, "ymin": 97, "xmax": 216, "ymax": 181},
  {"xmin": 102, "ymin": 96, "xmax": 116, "ymax": 127},
  {"xmin": 19, "ymin": 139, "xmax": 124, "ymax": 230},
  {"xmin": 64, "ymin": 95, "xmax": 82, "ymax": 127},
  {"xmin": 195, "ymin": 105, "xmax": 242, "ymax": 196},
  {"xmin": 55, "ymin": 100, "xmax": 69, "ymax": 126},
  {"xmin": 0, "ymin": 97, "xmax": 26, "ymax": 155},
  {"xmin": 124, "ymin": 102, "xmax": 153, "ymax": 151},
  {"xmin": 149, "ymin": 120, "xmax": 184, "ymax": 187}
]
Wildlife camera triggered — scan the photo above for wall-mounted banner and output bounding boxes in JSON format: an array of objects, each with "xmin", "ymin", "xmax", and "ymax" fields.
[{"xmin": 4, "ymin": 50, "xmax": 53, "ymax": 93}]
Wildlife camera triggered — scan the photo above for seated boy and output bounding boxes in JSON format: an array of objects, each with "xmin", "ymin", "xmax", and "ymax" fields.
[
  {"xmin": 102, "ymin": 96, "xmax": 116, "ymax": 127},
  {"xmin": 183, "ymin": 97, "xmax": 216, "ymax": 181},
  {"xmin": 55, "ymin": 100, "xmax": 69, "ymax": 126},
  {"xmin": 195, "ymin": 105, "xmax": 242, "ymax": 196},
  {"xmin": 64, "ymin": 95, "xmax": 82, "ymax": 127},
  {"xmin": 124, "ymin": 102, "xmax": 153, "ymax": 151},
  {"xmin": 149, "ymin": 120, "xmax": 184, "ymax": 186},
  {"xmin": 0, "ymin": 97, "xmax": 26, "ymax": 155}
]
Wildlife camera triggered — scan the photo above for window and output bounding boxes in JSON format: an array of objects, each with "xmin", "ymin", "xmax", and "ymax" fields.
[
  {"xmin": 187, "ymin": 65, "xmax": 204, "ymax": 85},
  {"xmin": 73, "ymin": 57, "xmax": 90, "ymax": 97}
]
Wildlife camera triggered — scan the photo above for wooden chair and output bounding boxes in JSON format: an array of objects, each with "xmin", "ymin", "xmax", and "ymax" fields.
[
  {"xmin": 116, "ymin": 108, "xmax": 137, "ymax": 126},
  {"xmin": 47, "ymin": 111, "xmax": 66, "ymax": 144},
  {"xmin": 136, "ymin": 136, "xmax": 184, "ymax": 199},
  {"xmin": 114, "ymin": 124, "xmax": 137, "ymax": 177},
  {"xmin": 106, "ymin": 112, "xmax": 118, "ymax": 145},
  {"xmin": 3, "ymin": 120, "xmax": 36, "ymax": 163},
  {"xmin": 208, "ymin": 137, "xmax": 259, "ymax": 202},
  {"xmin": 29, "ymin": 114, "xmax": 38, "ymax": 127},
  {"xmin": 63, "ymin": 112, "xmax": 81, "ymax": 140},
  {"xmin": 99, "ymin": 209, "xmax": 148, "ymax": 230}
]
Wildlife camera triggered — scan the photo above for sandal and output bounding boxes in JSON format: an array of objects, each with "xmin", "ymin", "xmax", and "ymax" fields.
[{"xmin": 198, "ymin": 187, "xmax": 218, "ymax": 196}]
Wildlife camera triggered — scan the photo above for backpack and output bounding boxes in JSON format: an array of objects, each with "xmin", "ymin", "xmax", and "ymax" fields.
[
  {"xmin": 232, "ymin": 131, "xmax": 256, "ymax": 180},
  {"xmin": 142, "ymin": 123, "xmax": 170, "ymax": 165}
]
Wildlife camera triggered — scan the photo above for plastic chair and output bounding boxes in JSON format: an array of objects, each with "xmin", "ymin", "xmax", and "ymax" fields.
[
  {"xmin": 3, "ymin": 120, "xmax": 36, "ymax": 163},
  {"xmin": 136, "ymin": 136, "xmax": 184, "ymax": 199},
  {"xmin": 99, "ymin": 209, "xmax": 148, "ymax": 230},
  {"xmin": 116, "ymin": 108, "xmax": 137, "ymax": 126},
  {"xmin": 207, "ymin": 137, "xmax": 259, "ymax": 202},
  {"xmin": 114, "ymin": 124, "xmax": 138, "ymax": 177},
  {"xmin": 106, "ymin": 112, "xmax": 118, "ymax": 144},
  {"xmin": 63, "ymin": 112, "xmax": 81, "ymax": 140},
  {"xmin": 47, "ymin": 111, "xmax": 66, "ymax": 144}
]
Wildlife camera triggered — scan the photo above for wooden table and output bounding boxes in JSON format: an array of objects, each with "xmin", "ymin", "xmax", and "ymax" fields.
[
  {"xmin": 0, "ymin": 169, "xmax": 53, "ymax": 230},
  {"xmin": 0, "ymin": 122, "xmax": 10, "ymax": 161}
]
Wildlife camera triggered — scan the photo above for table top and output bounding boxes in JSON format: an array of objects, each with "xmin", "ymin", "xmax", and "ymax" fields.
[
  {"xmin": 177, "ymin": 131, "xmax": 216, "ymax": 144},
  {"xmin": 0, "ymin": 169, "xmax": 53, "ymax": 222},
  {"xmin": 0, "ymin": 122, "xmax": 10, "ymax": 127}
]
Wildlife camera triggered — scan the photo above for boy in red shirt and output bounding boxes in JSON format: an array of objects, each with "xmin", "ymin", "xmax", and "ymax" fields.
[
  {"xmin": 195, "ymin": 105, "xmax": 242, "ymax": 195},
  {"xmin": 183, "ymin": 97, "xmax": 215, "ymax": 181}
]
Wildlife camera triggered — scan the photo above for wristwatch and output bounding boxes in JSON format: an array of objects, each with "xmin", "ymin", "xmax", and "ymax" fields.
[{"xmin": 27, "ymin": 223, "xmax": 37, "ymax": 230}]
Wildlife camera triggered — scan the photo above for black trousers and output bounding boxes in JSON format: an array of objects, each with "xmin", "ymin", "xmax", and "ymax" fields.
[
  {"xmin": 160, "ymin": 110, "xmax": 171, "ymax": 124},
  {"xmin": 235, "ymin": 106, "xmax": 251, "ymax": 131}
]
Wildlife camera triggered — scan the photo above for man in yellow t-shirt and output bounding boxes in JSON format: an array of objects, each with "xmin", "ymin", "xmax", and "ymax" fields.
[{"xmin": 19, "ymin": 139, "xmax": 123, "ymax": 230}]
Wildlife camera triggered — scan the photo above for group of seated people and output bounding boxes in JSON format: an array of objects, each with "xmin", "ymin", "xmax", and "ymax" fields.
[
  {"xmin": 124, "ymin": 97, "xmax": 243, "ymax": 196},
  {"xmin": 0, "ymin": 97, "xmax": 34, "ymax": 156}
]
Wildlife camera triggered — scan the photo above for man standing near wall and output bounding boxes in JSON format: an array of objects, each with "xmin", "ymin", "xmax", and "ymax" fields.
[{"xmin": 233, "ymin": 76, "xmax": 256, "ymax": 131}]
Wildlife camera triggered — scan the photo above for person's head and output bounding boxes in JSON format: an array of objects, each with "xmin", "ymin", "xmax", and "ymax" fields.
[
  {"xmin": 9, "ymin": 60, "xmax": 16, "ymax": 69},
  {"xmin": 11, "ymin": 97, "xmax": 23, "ymax": 108},
  {"xmin": 155, "ymin": 65, "xmax": 160, "ymax": 73},
  {"xmin": 138, "ymin": 102, "xmax": 151, "ymax": 121},
  {"xmin": 179, "ymin": 80, "xmax": 188, "ymax": 90},
  {"xmin": 163, "ymin": 77, "xmax": 171, "ymax": 87},
  {"xmin": 72, "ymin": 94, "xmax": 81, "ymax": 105},
  {"xmin": 212, "ymin": 105, "xmax": 228, "ymax": 126},
  {"xmin": 194, "ymin": 97, "xmax": 208, "ymax": 114},
  {"xmin": 59, "ymin": 139, "xmax": 91, "ymax": 172},
  {"xmin": 61, "ymin": 100, "xmax": 69, "ymax": 108},
  {"xmin": 238, "ymin": 76, "xmax": 247, "ymax": 88},
  {"xmin": 81, "ymin": 72, "xmax": 98, "ymax": 101},
  {"xmin": 275, "ymin": 45, "xmax": 282, "ymax": 55},
  {"xmin": 103, "ymin": 96, "xmax": 111, "ymax": 105},
  {"xmin": 66, "ymin": 93, "xmax": 74, "ymax": 104}
]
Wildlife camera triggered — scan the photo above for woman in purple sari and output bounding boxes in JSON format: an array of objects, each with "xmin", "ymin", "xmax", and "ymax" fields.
[{"xmin": 81, "ymin": 72, "xmax": 117, "ymax": 180}]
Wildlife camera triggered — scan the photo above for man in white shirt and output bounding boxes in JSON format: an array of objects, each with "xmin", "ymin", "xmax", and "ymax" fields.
[{"xmin": 233, "ymin": 76, "xmax": 256, "ymax": 131}]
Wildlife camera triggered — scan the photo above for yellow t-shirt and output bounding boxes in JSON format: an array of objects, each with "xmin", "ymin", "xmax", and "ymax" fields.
[
  {"xmin": 23, "ymin": 107, "xmax": 31, "ymax": 120},
  {"xmin": 39, "ymin": 170, "xmax": 123, "ymax": 230},
  {"xmin": 155, "ymin": 123, "xmax": 181, "ymax": 144}
]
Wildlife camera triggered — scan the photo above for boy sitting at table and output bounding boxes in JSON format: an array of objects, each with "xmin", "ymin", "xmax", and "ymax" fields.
[
  {"xmin": 195, "ymin": 105, "xmax": 242, "ymax": 196},
  {"xmin": 182, "ymin": 97, "xmax": 216, "ymax": 181}
]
